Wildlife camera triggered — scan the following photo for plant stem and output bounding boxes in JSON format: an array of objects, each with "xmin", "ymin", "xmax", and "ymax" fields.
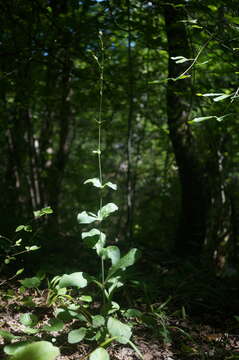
[{"xmin": 98, "ymin": 32, "xmax": 105, "ymax": 302}]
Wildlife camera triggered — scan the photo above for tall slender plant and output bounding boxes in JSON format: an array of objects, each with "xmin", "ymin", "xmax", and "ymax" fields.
[{"xmin": 55, "ymin": 31, "xmax": 141, "ymax": 359}]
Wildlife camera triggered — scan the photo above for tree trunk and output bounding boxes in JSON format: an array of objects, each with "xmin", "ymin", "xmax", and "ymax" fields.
[{"xmin": 164, "ymin": 2, "xmax": 209, "ymax": 256}]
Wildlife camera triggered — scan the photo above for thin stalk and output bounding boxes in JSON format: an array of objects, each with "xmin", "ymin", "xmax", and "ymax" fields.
[
  {"xmin": 176, "ymin": 35, "xmax": 214, "ymax": 80},
  {"xmin": 98, "ymin": 32, "xmax": 105, "ymax": 302}
]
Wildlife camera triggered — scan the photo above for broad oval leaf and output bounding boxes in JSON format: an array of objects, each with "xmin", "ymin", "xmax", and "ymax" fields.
[
  {"xmin": 92, "ymin": 315, "xmax": 105, "ymax": 328},
  {"xmin": 19, "ymin": 313, "xmax": 38, "ymax": 327},
  {"xmin": 84, "ymin": 178, "xmax": 102, "ymax": 188},
  {"xmin": 4, "ymin": 341, "xmax": 30, "ymax": 355},
  {"xmin": 42, "ymin": 318, "xmax": 64, "ymax": 332},
  {"xmin": 82, "ymin": 228, "xmax": 106, "ymax": 252},
  {"xmin": 27, "ymin": 245, "xmax": 40, "ymax": 251},
  {"xmin": 10, "ymin": 341, "xmax": 60, "ymax": 360},
  {"xmin": 89, "ymin": 347, "xmax": 110, "ymax": 360},
  {"xmin": 97, "ymin": 203, "xmax": 118, "ymax": 221},
  {"xmin": 68, "ymin": 327, "xmax": 87, "ymax": 344},
  {"xmin": 15, "ymin": 225, "xmax": 32, "ymax": 232},
  {"xmin": 19, "ymin": 277, "xmax": 41, "ymax": 289},
  {"xmin": 82, "ymin": 228, "xmax": 101, "ymax": 239},
  {"xmin": 104, "ymin": 181, "xmax": 117, "ymax": 190},
  {"xmin": 55, "ymin": 308, "xmax": 72, "ymax": 322},
  {"xmin": 79, "ymin": 295, "xmax": 92, "ymax": 302},
  {"xmin": 107, "ymin": 248, "xmax": 140, "ymax": 280},
  {"xmin": 58, "ymin": 272, "xmax": 87, "ymax": 289},
  {"xmin": 34, "ymin": 207, "xmax": 53, "ymax": 218},
  {"xmin": 123, "ymin": 308, "xmax": 142, "ymax": 318},
  {"xmin": 107, "ymin": 317, "xmax": 132, "ymax": 344},
  {"xmin": 77, "ymin": 211, "xmax": 97, "ymax": 224},
  {"xmin": 101, "ymin": 246, "xmax": 120, "ymax": 265}
]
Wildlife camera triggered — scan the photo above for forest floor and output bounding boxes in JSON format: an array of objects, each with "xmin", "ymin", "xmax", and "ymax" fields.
[{"xmin": 0, "ymin": 279, "xmax": 239, "ymax": 360}]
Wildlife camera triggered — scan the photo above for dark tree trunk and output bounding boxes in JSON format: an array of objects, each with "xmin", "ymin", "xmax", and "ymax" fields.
[{"xmin": 164, "ymin": 2, "xmax": 209, "ymax": 256}]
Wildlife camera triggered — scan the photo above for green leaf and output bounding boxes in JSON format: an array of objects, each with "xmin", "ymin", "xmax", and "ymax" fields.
[
  {"xmin": 97, "ymin": 203, "xmax": 118, "ymax": 221},
  {"xmin": 42, "ymin": 318, "xmax": 64, "ymax": 332},
  {"xmin": 15, "ymin": 225, "xmax": 25, "ymax": 232},
  {"xmin": 34, "ymin": 207, "xmax": 53, "ymax": 218},
  {"xmin": 107, "ymin": 317, "xmax": 132, "ymax": 344},
  {"xmin": 92, "ymin": 149, "xmax": 101, "ymax": 155},
  {"xmin": 15, "ymin": 239, "xmax": 22, "ymax": 246},
  {"xmin": 191, "ymin": 25, "xmax": 202, "ymax": 29},
  {"xmin": 171, "ymin": 56, "xmax": 193, "ymax": 63},
  {"xmin": 180, "ymin": 19, "xmax": 198, "ymax": 24},
  {"xmin": 10, "ymin": 341, "xmax": 60, "ymax": 360},
  {"xmin": 82, "ymin": 228, "xmax": 101, "ymax": 239},
  {"xmin": 104, "ymin": 182, "xmax": 117, "ymax": 190},
  {"xmin": 16, "ymin": 268, "xmax": 24, "ymax": 276},
  {"xmin": 200, "ymin": 93, "xmax": 232, "ymax": 102},
  {"xmin": 202, "ymin": 93, "xmax": 222, "ymax": 97},
  {"xmin": 84, "ymin": 178, "xmax": 102, "ymax": 188},
  {"xmin": 19, "ymin": 276, "xmax": 42, "ymax": 289},
  {"xmin": 77, "ymin": 211, "xmax": 97, "ymax": 224},
  {"xmin": 22, "ymin": 327, "xmax": 38, "ymax": 334},
  {"xmin": 4, "ymin": 341, "xmax": 30, "ymax": 355},
  {"xmin": 107, "ymin": 248, "xmax": 140, "ymax": 280},
  {"xmin": 89, "ymin": 347, "xmax": 110, "ymax": 360},
  {"xmin": 15, "ymin": 225, "xmax": 32, "ymax": 232},
  {"xmin": 55, "ymin": 308, "xmax": 72, "ymax": 322},
  {"xmin": 92, "ymin": 315, "xmax": 105, "ymax": 328},
  {"xmin": 213, "ymin": 93, "xmax": 231, "ymax": 102},
  {"xmin": 0, "ymin": 329, "xmax": 19, "ymax": 341},
  {"xmin": 190, "ymin": 113, "xmax": 233, "ymax": 124},
  {"xmin": 107, "ymin": 301, "xmax": 120, "ymax": 315},
  {"xmin": 101, "ymin": 246, "xmax": 120, "ymax": 265},
  {"xmin": 225, "ymin": 14, "xmax": 239, "ymax": 25},
  {"xmin": 216, "ymin": 113, "xmax": 233, "ymax": 122},
  {"xmin": 79, "ymin": 295, "xmax": 92, "ymax": 302},
  {"xmin": 208, "ymin": 5, "xmax": 217, "ymax": 11},
  {"xmin": 68, "ymin": 328, "xmax": 87, "ymax": 344},
  {"xmin": 58, "ymin": 272, "xmax": 87, "ymax": 288},
  {"xmin": 82, "ymin": 228, "xmax": 106, "ymax": 253},
  {"xmin": 123, "ymin": 309, "xmax": 142, "ymax": 318},
  {"xmin": 177, "ymin": 75, "xmax": 191, "ymax": 80},
  {"xmin": 25, "ymin": 245, "xmax": 40, "ymax": 251},
  {"xmin": 19, "ymin": 313, "xmax": 38, "ymax": 327},
  {"xmin": 189, "ymin": 116, "xmax": 216, "ymax": 123},
  {"xmin": 107, "ymin": 276, "xmax": 124, "ymax": 296}
]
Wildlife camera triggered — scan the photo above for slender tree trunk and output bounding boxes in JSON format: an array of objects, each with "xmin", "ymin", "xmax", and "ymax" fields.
[
  {"xmin": 164, "ymin": 2, "xmax": 209, "ymax": 256},
  {"xmin": 126, "ymin": 0, "xmax": 134, "ymax": 243}
]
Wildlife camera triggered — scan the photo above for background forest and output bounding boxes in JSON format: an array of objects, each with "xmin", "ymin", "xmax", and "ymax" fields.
[{"xmin": 1, "ymin": 1, "xmax": 239, "ymax": 359}]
